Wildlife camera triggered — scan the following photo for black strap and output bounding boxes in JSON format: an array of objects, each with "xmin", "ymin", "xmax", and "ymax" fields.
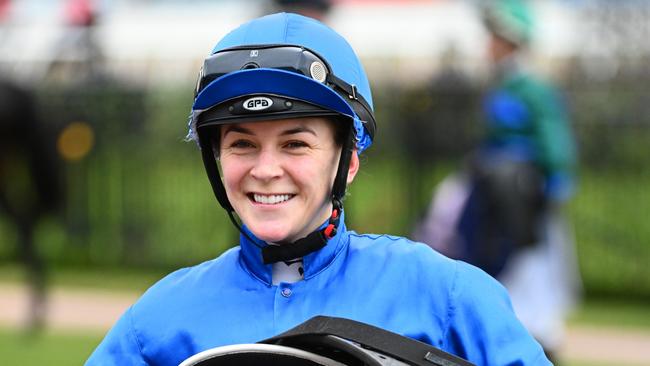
[
  {"xmin": 327, "ymin": 73, "xmax": 376, "ymax": 140},
  {"xmin": 261, "ymin": 316, "xmax": 475, "ymax": 366},
  {"xmin": 262, "ymin": 230, "xmax": 327, "ymax": 264},
  {"xmin": 331, "ymin": 124, "xmax": 355, "ymax": 201},
  {"xmin": 199, "ymin": 135, "xmax": 233, "ymax": 212}
]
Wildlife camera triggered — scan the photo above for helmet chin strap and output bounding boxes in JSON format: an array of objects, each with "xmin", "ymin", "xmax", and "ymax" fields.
[
  {"xmin": 261, "ymin": 198, "xmax": 342, "ymax": 264},
  {"xmin": 200, "ymin": 123, "xmax": 355, "ymax": 264}
]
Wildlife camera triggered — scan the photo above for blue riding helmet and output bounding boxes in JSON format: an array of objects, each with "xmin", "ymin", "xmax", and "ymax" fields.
[{"xmin": 188, "ymin": 12, "xmax": 375, "ymax": 153}]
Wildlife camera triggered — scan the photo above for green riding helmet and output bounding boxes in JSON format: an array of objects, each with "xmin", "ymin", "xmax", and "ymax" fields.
[{"xmin": 482, "ymin": 0, "xmax": 534, "ymax": 47}]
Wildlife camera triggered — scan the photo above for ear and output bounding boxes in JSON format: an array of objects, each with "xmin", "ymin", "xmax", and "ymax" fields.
[{"xmin": 346, "ymin": 150, "xmax": 360, "ymax": 185}]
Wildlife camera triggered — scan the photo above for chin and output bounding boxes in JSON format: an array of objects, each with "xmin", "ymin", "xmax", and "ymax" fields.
[{"xmin": 249, "ymin": 225, "xmax": 293, "ymax": 244}]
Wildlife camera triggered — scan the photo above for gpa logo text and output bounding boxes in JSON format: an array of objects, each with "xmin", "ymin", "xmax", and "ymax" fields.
[{"xmin": 243, "ymin": 97, "xmax": 273, "ymax": 111}]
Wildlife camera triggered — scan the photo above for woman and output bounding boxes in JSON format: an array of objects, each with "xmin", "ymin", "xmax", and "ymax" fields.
[{"xmin": 86, "ymin": 13, "xmax": 550, "ymax": 366}]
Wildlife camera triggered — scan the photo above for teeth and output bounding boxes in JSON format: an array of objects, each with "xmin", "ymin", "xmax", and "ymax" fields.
[{"xmin": 253, "ymin": 194, "xmax": 292, "ymax": 205}]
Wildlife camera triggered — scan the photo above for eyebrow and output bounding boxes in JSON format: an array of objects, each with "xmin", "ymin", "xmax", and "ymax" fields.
[
  {"xmin": 280, "ymin": 126, "xmax": 317, "ymax": 137},
  {"xmin": 222, "ymin": 124, "xmax": 317, "ymax": 137},
  {"xmin": 222, "ymin": 125, "xmax": 253, "ymax": 137}
]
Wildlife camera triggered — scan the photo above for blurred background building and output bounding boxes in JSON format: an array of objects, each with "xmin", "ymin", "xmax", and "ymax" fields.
[{"xmin": 1, "ymin": 0, "xmax": 649, "ymax": 363}]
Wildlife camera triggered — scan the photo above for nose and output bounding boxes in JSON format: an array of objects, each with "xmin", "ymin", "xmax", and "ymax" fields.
[{"xmin": 249, "ymin": 148, "xmax": 283, "ymax": 182}]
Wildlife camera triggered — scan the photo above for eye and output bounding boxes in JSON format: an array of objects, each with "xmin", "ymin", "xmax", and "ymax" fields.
[
  {"xmin": 228, "ymin": 139, "xmax": 255, "ymax": 150},
  {"xmin": 284, "ymin": 140, "xmax": 309, "ymax": 149}
]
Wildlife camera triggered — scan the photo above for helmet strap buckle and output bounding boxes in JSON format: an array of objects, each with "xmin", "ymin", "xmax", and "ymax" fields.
[{"xmin": 348, "ymin": 84, "xmax": 358, "ymax": 100}]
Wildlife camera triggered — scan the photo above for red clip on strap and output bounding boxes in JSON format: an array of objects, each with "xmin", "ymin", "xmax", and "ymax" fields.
[
  {"xmin": 324, "ymin": 224, "xmax": 336, "ymax": 238},
  {"xmin": 323, "ymin": 207, "xmax": 340, "ymax": 239}
]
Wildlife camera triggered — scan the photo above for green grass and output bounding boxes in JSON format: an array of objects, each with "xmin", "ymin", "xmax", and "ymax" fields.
[
  {"xmin": 0, "ymin": 264, "xmax": 167, "ymax": 293},
  {"xmin": 0, "ymin": 328, "xmax": 104, "ymax": 365},
  {"xmin": 570, "ymin": 169, "xmax": 650, "ymax": 300},
  {"xmin": 568, "ymin": 298, "xmax": 650, "ymax": 329}
]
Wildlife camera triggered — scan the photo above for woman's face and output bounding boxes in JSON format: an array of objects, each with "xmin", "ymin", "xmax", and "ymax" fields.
[
  {"xmin": 488, "ymin": 33, "xmax": 517, "ymax": 63},
  {"xmin": 219, "ymin": 117, "xmax": 359, "ymax": 244}
]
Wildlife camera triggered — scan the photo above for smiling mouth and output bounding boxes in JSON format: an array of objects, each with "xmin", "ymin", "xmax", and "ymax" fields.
[{"xmin": 249, "ymin": 193, "xmax": 295, "ymax": 205}]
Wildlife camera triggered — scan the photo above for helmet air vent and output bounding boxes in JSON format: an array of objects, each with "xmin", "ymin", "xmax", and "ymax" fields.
[{"xmin": 310, "ymin": 61, "xmax": 327, "ymax": 83}]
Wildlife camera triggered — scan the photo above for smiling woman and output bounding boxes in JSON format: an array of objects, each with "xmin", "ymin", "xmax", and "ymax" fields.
[{"xmin": 86, "ymin": 12, "xmax": 551, "ymax": 366}]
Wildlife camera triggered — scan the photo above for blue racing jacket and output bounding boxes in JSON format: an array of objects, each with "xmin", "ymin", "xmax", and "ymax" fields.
[{"xmin": 86, "ymin": 218, "xmax": 550, "ymax": 366}]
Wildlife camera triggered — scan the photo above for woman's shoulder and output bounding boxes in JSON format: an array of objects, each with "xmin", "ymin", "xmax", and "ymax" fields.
[
  {"xmin": 348, "ymin": 231, "xmax": 453, "ymax": 261},
  {"xmin": 132, "ymin": 247, "xmax": 242, "ymax": 308},
  {"xmin": 163, "ymin": 246, "xmax": 239, "ymax": 280},
  {"xmin": 346, "ymin": 231, "xmax": 460, "ymax": 279},
  {"xmin": 345, "ymin": 231, "xmax": 505, "ymax": 292}
]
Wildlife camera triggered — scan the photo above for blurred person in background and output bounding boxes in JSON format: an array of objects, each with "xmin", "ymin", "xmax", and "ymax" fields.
[
  {"xmin": 415, "ymin": 0, "xmax": 580, "ymax": 362},
  {"xmin": 0, "ymin": 0, "xmax": 63, "ymax": 333},
  {"xmin": 0, "ymin": 78, "xmax": 64, "ymax": 332},
  {"xmin": 86, "ymin": 12, "xmax": 550, "ymax": 366},
  {"xmin": 46, "ymin": 0, "xmax": 103, "ymax": 84}
]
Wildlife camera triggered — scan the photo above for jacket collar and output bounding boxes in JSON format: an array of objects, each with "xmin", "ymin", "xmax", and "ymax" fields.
[{"xmin": 238, "ymin": 212, "xmax": 349, "ymax": 286}]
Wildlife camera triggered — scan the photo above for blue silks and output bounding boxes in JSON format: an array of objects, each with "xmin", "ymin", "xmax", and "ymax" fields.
[{"xmin": 86, "ymin": 217, "xmax": 550, "ymax": 366}]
